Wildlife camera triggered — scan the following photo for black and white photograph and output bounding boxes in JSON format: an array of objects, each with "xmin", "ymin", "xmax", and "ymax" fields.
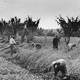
[{"xmin": 0, "ymin": 0, "xmax": 80, "ymax": 80}]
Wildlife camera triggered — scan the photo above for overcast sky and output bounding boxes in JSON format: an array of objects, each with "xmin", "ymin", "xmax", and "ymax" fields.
[{"xmin": 0, "ymin": 0, "xmax": 80, "ymax": 29}]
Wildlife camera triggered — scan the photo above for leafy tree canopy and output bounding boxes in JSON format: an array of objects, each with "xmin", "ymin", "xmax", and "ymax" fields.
[{"xmin": 56, "ymin": 15, "xmax": 80, "ymax": 37}]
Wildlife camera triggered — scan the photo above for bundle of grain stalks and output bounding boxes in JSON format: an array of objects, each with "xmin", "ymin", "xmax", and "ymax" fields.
[{"xmin": 13, "ymin": 47, "xmax": 80, "ymax": 80}]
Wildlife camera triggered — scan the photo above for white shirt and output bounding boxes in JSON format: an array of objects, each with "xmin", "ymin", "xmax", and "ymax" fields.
[
  {"xmin": 9, "ymin": 38, "xmax": 16, "ymax": 44},
  {"xmin": 24, "ymin": 25, "xmax": 26, "ymax": 29},
  {"xmin": 51, "ymin": 59, "xmax": 66, "ymax": 66},
  {"xmin": 68, "ymin": 43, "xmax": 76, "ymax": 48}
]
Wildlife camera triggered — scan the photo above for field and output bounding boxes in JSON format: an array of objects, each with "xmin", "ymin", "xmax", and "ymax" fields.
[{"xmin": 0, "ymin": 36, "xmax": 80, "ymax": 80}]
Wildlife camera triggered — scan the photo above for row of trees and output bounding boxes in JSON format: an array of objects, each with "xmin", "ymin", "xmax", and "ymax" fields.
[
  {"xmin": 0, "ymin": 16, "xmax": 40, "ymax": 42},
  {"xmin": 0, "ymin": 16, "xmax": 57, "ymax": 39},
  {"xmin": 0, "ymin": 15, "xmax": 80, "ymax": 44}
]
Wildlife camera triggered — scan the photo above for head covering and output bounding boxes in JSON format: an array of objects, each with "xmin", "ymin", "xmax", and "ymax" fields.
[
  {"xmin": 11, "ymin": 35, "xmax": 15, "ymax": 38},
  {"xmin": 52, "ymin": 59, "xmax": 66, "ymax": 66}
]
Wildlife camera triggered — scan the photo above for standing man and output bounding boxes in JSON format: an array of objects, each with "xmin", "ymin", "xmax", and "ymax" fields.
[
  {"xmin": 53, "ymin": 35, "xmax": 59, "ymax": 50},
  {"xmin": 9, "ymin": 35, "xmax": 17, "ymax": 56}
]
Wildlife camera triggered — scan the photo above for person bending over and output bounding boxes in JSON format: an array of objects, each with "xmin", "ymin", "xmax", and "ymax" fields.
[{"xmin": 51, "ymin": 59, "xmax": 67, "ymax": 76}]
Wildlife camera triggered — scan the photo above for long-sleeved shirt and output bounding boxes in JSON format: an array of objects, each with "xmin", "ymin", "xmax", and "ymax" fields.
[{"xmin": 9, "ymin": 38, "xmax": 16, "ymax": 45}]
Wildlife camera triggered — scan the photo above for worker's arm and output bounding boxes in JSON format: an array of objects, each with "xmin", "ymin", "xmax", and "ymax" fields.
[
  {"xmin": 12, "ymin": 39, "xmax": 18, "ymax": 49},
  {"xmin": 11, "ymin": 39, "xmax": 16, "ymax": 45},
  {"xmin": 53, "ymin": 63, "xmax": 58, "ymax": 69}
]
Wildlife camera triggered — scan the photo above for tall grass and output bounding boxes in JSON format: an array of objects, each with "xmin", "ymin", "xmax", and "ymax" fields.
[{"xmin": 6, "ymin": 36, "xmax": 80, "ymax": 80}]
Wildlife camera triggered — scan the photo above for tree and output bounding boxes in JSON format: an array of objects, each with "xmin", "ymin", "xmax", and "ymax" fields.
[
  {"xmin": 3, "ymin": 20, "xmax": 14, "ymax": 41},
  {"xmin": 27, "ymin": 16, "xmax": 40, "ymax": 32},
  {"xmin": 10, "ymin": 17, "xmax": 21, "ymax": 37},
  {"xmin": 0, "ymin": 22, "xmax": 4, "ymax": 35},
  {"xmin": 21, "ymin": 16, "xmax": 40, "ymax": 43},
  {"xmin": 0, "ymin": 16, "xmax": 40, "ymax": 43},
  {"xmin": 56, "ymin": 15, "xmax": 80, "ymax": 45},
  {"xmin": 0, "ymin": 17, "xmax": 24, "ymax": 41}
]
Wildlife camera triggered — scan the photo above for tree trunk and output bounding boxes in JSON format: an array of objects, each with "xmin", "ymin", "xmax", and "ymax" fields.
[
  {"xmin": 65, "ymin": 37, "xmax": 70, "ymax": 51},
  {"xmin": 65, "ymin": 37, "xmax": 70, "ymax": 45},
  {"xmin": 21, "ymin": 35, "xmax": 25, "ymax": 42},
  {"xmin": 14, "ymin": 27, "xmax": 17, "ymax": 37}
]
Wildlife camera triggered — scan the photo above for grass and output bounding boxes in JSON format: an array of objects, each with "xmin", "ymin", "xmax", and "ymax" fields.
[
  {"xmin": 10, "ymin": 37, "xmax": 80, "ymax": 79},
  {"xmin": 0, "ymin": 56, "xmax": 44, "ymax": 80},
  {"xmin": 1, "ymin": 36, "xmax": 80, "ymax": 80}
]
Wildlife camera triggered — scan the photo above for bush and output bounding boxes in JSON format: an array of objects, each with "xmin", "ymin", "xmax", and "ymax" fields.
[{"xmin": 46, "ymin": 31, "xmax": 55, "ymax": 36}]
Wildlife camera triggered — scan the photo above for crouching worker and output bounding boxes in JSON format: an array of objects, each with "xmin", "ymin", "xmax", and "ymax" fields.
[
  {"xmin": 42, "ymin": 59, "xmax": 67, "ymax": 78},
  {"xmin": 9, "ymin": 36, "xmax": 17, "ymax": 56},
  {"xmin": 68, "ymin": 43, "xmax": 76, "ymax": 51},
  {"xmin": 52, "ymin": 59, "xmax": 67, "ymax": 77}
]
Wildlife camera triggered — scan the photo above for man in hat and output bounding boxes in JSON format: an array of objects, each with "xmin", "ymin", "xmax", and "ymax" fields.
[
  {"xmin": 53, "ymin": 35, "xmax": 59, "ymax": 50},
  {"xmin": 9, "ymin": 35, "xmax": 17, "ymax": 55}
]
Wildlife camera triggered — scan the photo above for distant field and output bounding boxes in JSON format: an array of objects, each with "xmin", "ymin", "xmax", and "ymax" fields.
[
  {"xmin": 33, "ymin": 36, "xmax": 53, "ymax": 45},
  {"xmin": 33, "ymin": 36, "xmax": 80, "ymax": 45},
  {"xmin": 16, "ymin": 35, "xmax": 80, "ymax": 45}
]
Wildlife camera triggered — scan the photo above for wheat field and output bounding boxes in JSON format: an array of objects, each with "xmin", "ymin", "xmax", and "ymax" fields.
[{"xmin": 0, "ymin": 36, "xmax": 80, "ymax": 80}]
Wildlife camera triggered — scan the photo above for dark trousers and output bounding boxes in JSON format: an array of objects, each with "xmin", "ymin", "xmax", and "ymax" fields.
[
  {"xmin": 54, "ymin": 65, "xmax": 67, "ymax": 76},
  {"xmin": 53, "ymin": 44, "xmax": 58, "ymax": 50},
  {"xmin": 10, "ymin": 44, "xmax": 14, "ymax": 55}
]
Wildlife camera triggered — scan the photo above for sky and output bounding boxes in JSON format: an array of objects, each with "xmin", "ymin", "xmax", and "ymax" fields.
[{"xmin": 0, "ymin": 0, "xmax": 80, "ymax": 29}]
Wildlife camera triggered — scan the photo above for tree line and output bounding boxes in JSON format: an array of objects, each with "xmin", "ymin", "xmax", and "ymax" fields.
[
  {"xmin": 0, "ymin": 16, "xmax": 41, "ymax": 42},
  {"xmin": 0, "ymin": 15, "xmax": 80, "ymax": 45},
  {"xmin": 0, "ymin": 15, "xmax": 57, "ymax": 41}
]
